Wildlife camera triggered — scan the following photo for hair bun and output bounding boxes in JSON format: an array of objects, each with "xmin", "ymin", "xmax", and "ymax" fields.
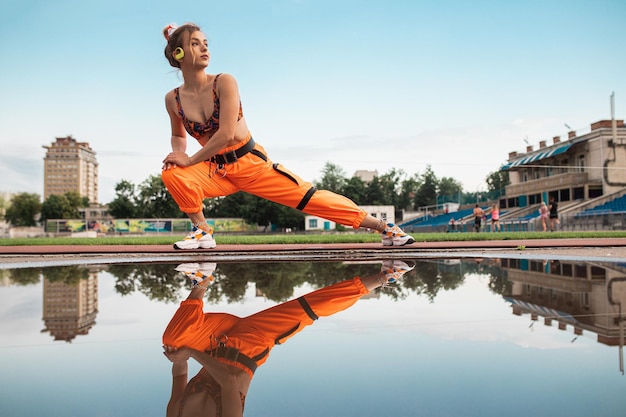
[{"xmin": 163, "ymin": 24, "xmax": 178, "ymax": 41}]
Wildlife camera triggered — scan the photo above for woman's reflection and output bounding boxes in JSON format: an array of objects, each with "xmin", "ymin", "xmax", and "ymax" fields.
[{"xmin": 162, "ymin": 260, "xmax": 414, "ymax": 417}]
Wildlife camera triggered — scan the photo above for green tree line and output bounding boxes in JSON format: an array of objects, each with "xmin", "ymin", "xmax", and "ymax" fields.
[
  {"xmin": 1, "ymin": 164, "xmax": 509, "ymax": 229},
  {"xmin": 4, "ymin": 259, "xmax": 510, "ymax": 303}
]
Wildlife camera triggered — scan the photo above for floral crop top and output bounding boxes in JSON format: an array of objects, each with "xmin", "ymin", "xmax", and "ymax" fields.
[{"xmin": 174, "ymin": 73, "xmax": 244, "ymax": 140}]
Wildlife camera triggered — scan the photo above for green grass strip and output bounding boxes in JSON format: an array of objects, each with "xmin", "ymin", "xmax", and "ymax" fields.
[{"xmin": 2, "ymin": 230, "xmax": 626, "ymax": 246}]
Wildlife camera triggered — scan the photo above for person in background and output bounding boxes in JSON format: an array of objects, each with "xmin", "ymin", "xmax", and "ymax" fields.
[
  {"xmin": 538, "ymin": 201, "xmax": 549, "ymax": 232},
  {"xmin": 163, "ymin": 260, "xmax": 415, "ymax": 417},
  {"xmin": 490, "ymin": 204, "xmax": 500, "ymax": 232},
  {"xmin": 548, "ymin": 196, "xmax": 560, "ymax": 231},
  {"xmin": 159, "ymin": 23, "xmax": 414, "ymax": 250},
  {"xmin": 473, "ymin": 204, "xmax": 484, "ymax": 233},
  {"xmin": 448, "ymin": 217, "xmax": 456, "ymax": 232}
]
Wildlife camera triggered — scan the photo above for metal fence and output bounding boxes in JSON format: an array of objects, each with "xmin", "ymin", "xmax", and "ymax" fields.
[
  {"xmin": 44, "ymin": 218, "xmax": 257, "ymax": 235},
  {"xmin": 406, "ymin": 212, "xmax": 626, "ymax": 234}
]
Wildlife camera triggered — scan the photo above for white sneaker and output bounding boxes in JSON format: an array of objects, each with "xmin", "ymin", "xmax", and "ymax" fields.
[
  {"xmin": 173, "ymin": 226, "xmax": 216, "ymax": 250},
  {"xmin": 175, "ymin": 262, "xmax": 217, "ymax": 287},
  {"xmin": 175, "ymin": 263, "xmax": 201, "ymax": 273},
  {"xmin": 380, "ymin": 260, "xmax": 415, "ymax": 284},
  {"xmin": 381, "ymin": 223, "xmax": 415, "ymax": 246}
]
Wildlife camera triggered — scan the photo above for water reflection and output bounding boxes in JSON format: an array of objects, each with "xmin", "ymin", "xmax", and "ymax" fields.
[
  {"xmin": 498, "ymin": 258, "xmax": 626, "ymax": 374},
  {"xmin": 1, "ymin": 257, "xmax": 626, "ymax": 417},
  {"xmin": 162, "ymin": 261, "xmax": 414, "ymax": 417}
]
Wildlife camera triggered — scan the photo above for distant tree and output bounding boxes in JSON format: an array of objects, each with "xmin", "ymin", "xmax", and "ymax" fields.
[
  {"xmin": 0, "ymin": 194, "xmax": 7, "ymax": 220},
  {"xmin": 136, "ymin": 174, "xmax": 181, "ymax": 218},
  {"xmin": 342, "ymin": 176, "xmax": 367, "ymax": 204},
  {"xmin": 206, "ymin": 192, "xmax": 303, "ymax": 230},
  {"xmin": 276, "ymin": 205, "xmax": 305, "ymax": 230},
  {"xmin": 413, "ymin": 165, "xmax": 438, "ymax": 208},
  {"xmin": 398, "ymin": 175, "xmax": 420, "ymax": 211},
  {"xmin": 8, "ymin": 267, "xmax": 42, "ymax": 285},
  {"xmin": 43, "ymin": 265, "xmax": 89, "ymax": 285},
  {"xmin": 107, "ymin": 263, "xmax": 184, "ymax": 303},
  {"xmin": 40, "ymin": 194, "xmax": 70, "ymax": 221},
  {"xmin": 438, "ymin": 177, "xmax": 463, "ymax": 204},
  {"xmin": 41, "ymin": 191, "xmax": 86, "ymax": 221},
  {"xmin": 485, "ymin": 170, "xmax": 510, "ymax": 200},
  {"xmin": 5, "ymin": 192, "xmax": 41, "ymax": 226},
  {"xmin": 363, "ymin": 176, "xmax": 385, "ymax": 205},
  {"xmin": 376, "ymin": 168, "xmax": 403, "ymax": 207},
  {"xmin": 108, "ymin": 180, "xmax": 138, "ymax": 218},
  {"xmin": 207, "ymin": 193, "xmax": 247, "ymax": 218},
  {"xmin": 252, "ymin": 262, "xmax": 311, "ymax": 302},
  {"xmin": 315, "ymin": 162, "xmax": 347, "ymax": 193},
  {"xmin": 64, "ymin": 190, "xmax": 89, "ymax": 214},
  {"xmin": 208, "ymin": 192, "xmax": 269, "ymax": 227},
  {"xmin": 240, "ymin": 195, "xmax": 281, "ymax": 230}
]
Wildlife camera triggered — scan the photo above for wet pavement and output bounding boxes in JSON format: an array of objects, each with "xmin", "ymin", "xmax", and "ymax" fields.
[{"xmin": 3, "ymin": 237, "xmax": 626, "ymax": 265}]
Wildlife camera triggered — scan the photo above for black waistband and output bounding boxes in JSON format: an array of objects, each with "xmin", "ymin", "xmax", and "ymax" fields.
[
  {"xmin": 210, "ymin": 138, "xmax": 257, "ymax": 165},
  {"xmin": 207, "ymin": 346, "xmax": 258, "ymax": 374}
]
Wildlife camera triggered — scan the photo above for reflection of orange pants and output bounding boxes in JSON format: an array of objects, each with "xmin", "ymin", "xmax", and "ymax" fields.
[
  {"xmin": 161, "ymin": 137, "xmax": 367, "ymax": 229},
  {"xmin": 162, "ymin": 277, "xmax": 368, "ymax": 377}
]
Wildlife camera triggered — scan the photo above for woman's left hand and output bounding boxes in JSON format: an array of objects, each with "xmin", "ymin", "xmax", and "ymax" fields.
[
  {"xmin": 163, "ymin": 151, "xmax": 192, "ymax": 168},
  {"xmin": 163, "ymin": 345, "xmax": 192, "ymax": 363}
]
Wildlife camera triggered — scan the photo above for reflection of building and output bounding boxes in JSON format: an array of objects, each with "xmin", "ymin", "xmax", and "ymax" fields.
[
  {"xmin": 500, "ymin": 258, "xmax": 626, "ymax": 372},
  {"xmin": 43, "ymin": 135, "xmax": 99, "ymax": 203},
  {"xmin": 41, "ymin": 271, "xmax": 99, "ymax": 342}
]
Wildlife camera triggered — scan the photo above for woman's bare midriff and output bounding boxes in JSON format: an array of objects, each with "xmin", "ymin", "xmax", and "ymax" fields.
[
  {"xmin": 179, "ymin": 366, "xmax": 251, "ymax": 417},
  {"xmin": 197, "ymin": 119, "xmax": 251, "ymax": 149}
]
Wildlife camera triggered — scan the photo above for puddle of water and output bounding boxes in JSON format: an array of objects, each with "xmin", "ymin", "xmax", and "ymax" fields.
[{"xmin": 1, "ymin": 257, "xmax": 625, "ymax": 417}]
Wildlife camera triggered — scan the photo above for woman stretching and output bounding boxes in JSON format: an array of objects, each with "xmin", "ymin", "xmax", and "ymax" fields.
[{"xmin": 160, "ymin": 23, "xmax": 414, "ymax": 250}]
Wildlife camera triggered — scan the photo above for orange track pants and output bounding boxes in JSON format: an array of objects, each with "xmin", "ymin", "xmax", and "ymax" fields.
[
  {"xmin": 162, "ymin": 277, "xmax": 369, "ymax": 377},
  {"xmin": 161, "ymin": 137, "xmax": 367, "ymax": 229}
]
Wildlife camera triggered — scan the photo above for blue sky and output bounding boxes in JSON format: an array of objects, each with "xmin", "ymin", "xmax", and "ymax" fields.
[{"xmin": 1, "ymin": 0, "xmax": 625, "ymax": 204}]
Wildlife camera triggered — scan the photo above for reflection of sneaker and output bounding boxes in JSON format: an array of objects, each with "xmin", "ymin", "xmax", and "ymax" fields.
[
  {"xmin": 173, "ymin": 226, "xmax": 216, "ymax": 250},
  {"xmin": 175, "ymin": 263, "xmax": 217, "ymax": 287},
  {"xmin": 380, "ymin": 260, "xmax": 415, "ymax": 284},
  {"xmin": 381, "ymin": 223, "xmax": 415, "ymax": 246}
]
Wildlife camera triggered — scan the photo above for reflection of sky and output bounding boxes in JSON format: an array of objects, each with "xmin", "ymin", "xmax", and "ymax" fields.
[{"xmin": 1, "ymin": 264, "xmax": 625, "ymax": 417}]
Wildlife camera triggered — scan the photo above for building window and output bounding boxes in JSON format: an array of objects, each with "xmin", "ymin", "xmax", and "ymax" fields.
[
  {"xmin": 573, "ymin": 187, "xmax": 584, "ymax": 200},
  {"xmin": 529, "ymin": 193, "xmax": 541, "ymax": 205},
  {"xmin": 308, "ymin": 219, "xmax": 318, "ymax": 229},
  {"xmin": 588, "ymin": 185, "xmax": 603, "ymax": 199},
  {"xmin": 577, "ymin": 155, "xmax": 585, "ymax": 172}
]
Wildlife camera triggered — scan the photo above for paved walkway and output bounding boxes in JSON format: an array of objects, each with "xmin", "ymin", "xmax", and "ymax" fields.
[
  {"xmin": 2, "ymin": 237, "xmax": 626, "ymax": 254},
  {"xmin": 2, "ymin": 238, "xmax": 626, "ymax": 265}
]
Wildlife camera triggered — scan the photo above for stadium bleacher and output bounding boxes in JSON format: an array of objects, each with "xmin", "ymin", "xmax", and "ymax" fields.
[
  {"xmin": 576, "ymin": 194, "xmax": 626, "ymax": 217},
  {"xmin": 400, "ymin": 207, "xmax": 485, "ymax": 229}
]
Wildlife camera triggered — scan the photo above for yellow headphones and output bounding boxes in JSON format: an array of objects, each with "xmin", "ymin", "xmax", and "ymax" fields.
[{"xmin": 174, "ymin": 47, "xmax": 185, "ymax": 60}]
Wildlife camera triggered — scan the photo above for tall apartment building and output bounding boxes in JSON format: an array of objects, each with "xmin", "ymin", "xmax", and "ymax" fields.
[{"xmin": 43, "ymin": 136, "xmax": 98, "ymax": 203}]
